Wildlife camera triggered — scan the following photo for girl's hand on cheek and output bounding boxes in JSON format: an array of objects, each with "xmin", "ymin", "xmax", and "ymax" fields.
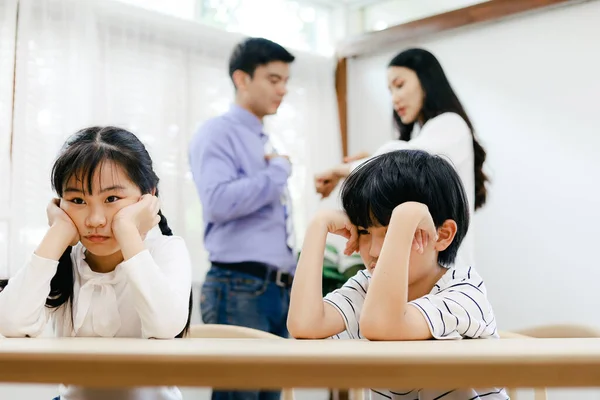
[
  {"xmin": 47, "ymin": 198, "xmax": 80, "ymax": 246},
  {"xmin": 113, "ymin": 194, "xmax": 161, "ymax": 238}
]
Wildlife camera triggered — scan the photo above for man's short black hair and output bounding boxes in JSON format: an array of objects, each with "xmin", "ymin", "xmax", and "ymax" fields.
[
  {"xmin": 228, "ymin": 37, "xmax": 295, "ymax": 80},
  {"xmin": 341, "ymin": 150, "xmax": 470, "ymax": 267}
]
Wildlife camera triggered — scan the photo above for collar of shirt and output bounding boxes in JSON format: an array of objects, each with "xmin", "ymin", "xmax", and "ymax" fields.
[
  {"xmin": 72, "ymin": 245, "xmax": 123, "ymax": 337},
  {"xmin": 228, "ymin": 104, "xmax": 265, "ymax": 139}
]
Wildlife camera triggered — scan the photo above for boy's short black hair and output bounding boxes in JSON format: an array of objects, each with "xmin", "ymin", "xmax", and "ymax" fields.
[
  {"xmin": 341, "ymin": 150, "xmax": 470, "ymax": 266},
  {"xmin": 228, "ymin": 37, "xmax": 295, "ymax": 80}
]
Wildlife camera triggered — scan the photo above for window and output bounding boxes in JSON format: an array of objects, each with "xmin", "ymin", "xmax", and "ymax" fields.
[
  {"xmin": 0, "ymin": 0, "xmax": 16, "ymax": 276},
  {"xmin": 116, "ymin": 0, "xmax": 333, "ymax": 55},
  {"xmin": 7, "ymin": 0, "xmax": 340, "ymax": 280}
]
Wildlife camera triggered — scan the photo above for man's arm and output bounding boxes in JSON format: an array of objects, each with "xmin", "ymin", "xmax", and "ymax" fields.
[{"xmin": 190, "ymin": 126, "xmax": 291, "ymax": 223}]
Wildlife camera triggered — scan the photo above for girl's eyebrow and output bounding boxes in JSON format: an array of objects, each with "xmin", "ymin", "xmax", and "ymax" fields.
[
  {"xmin": 63, "ymin": 187, "xmax": 83, "ymax": 194},
  {"xmin": 63, "ymin": 185, "xmax": 126, "ymax": 194},
  {"xmin": 98, "ymin": 185, "xmax": 126, "ymax": 193}
]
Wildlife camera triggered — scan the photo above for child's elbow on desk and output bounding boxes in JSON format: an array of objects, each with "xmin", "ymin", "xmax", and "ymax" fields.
[
  {"xmin": 0, "ymin": 316, "xmax": 45, "ymax": 338},
  {"xmin": 360, "ymin": 313, "xmax": 409, "ymax": 341},
  {"xmin": 287, "ymin": 317, "xmax": 328, "ymax": 340}
]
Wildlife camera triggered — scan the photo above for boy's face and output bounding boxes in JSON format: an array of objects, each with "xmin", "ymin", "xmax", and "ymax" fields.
[{"xmin": 357, "ymin": 224, "xmax": 439, "ymax": 284}]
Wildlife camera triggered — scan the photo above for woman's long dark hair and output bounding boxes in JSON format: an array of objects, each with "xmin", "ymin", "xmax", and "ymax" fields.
[
  {"xmin": 389, "ymin": 48, "xmax": 489, "ymax": 210},
  {"xmin": 1, "ymin": 126, "xmax": 191, "ymax": 338}
]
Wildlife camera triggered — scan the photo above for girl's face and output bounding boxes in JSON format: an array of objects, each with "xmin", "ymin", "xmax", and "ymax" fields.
[
  {"xmin": 60, "ymin": 161, "xmax": 142, "ymax": 257},
  {"xmin": 387, "ymin": 66, "xmax": 425, "ymax": 124}
]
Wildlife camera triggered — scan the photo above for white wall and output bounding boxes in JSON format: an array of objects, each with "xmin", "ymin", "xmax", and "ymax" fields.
[{"xmin": 347, "ymin": 2, "xmax": 600, "ymax": 398}]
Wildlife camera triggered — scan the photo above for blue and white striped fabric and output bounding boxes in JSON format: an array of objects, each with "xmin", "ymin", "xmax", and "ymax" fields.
[{"xmin": 323, "ymin": 266, "xmax": 508, "ymax": 400}]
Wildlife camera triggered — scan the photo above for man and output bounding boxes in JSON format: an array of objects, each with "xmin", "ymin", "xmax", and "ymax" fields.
[{"xmin": 189, "ymin": 37, "xmax": 296, "ymax": 400}]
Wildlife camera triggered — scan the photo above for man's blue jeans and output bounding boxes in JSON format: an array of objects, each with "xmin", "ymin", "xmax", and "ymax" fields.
[{"xmin": 200, "ymin": 265, "xmax": 291, "ymax": 400}]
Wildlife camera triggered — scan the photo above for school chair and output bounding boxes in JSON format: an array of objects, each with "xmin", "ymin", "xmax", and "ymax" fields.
[
  {"xmin": 187, "ymin": 324, "xmax": 366, "ymax": 400},
  {"xmin": 514, "ymin": 323, "xmax": 600, "ymax": 339},
  {"xmin": 499, "ymin": 323, "xmax": 600, "ymax": 400},
  {"xmin": 187, "ymin": 324, "xmax": 295, "ymax": 400}
]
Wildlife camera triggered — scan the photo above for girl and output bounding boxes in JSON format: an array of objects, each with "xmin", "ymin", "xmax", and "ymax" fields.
[
  {"xmin": 0, "ymin": 126, "xmax": 193, "ymax": 400},
  {"xmin": 315, "ymin": 48, "xmax": 489, "ymax": 268},
  {"xmin": 289, "ymin": 150, "xmax": 507, "ymax": 400}
]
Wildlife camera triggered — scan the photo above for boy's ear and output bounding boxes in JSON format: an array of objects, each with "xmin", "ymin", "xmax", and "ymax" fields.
[{"xmin": 434, "ymin": 220, "xmax": 457, "ymax": 252}]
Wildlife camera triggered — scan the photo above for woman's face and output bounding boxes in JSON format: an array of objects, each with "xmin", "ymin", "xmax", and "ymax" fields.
[{"xmin": 387, "ymin": 66, "xmax": 425, "ymax": 124}]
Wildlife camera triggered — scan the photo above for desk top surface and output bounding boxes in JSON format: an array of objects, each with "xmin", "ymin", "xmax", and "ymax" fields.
[{"xmin": 1, "ymin": 337, "xmax": 599, "ymax": 389}]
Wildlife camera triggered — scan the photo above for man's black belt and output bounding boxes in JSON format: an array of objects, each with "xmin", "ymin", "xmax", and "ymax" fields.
[{"xmin": 212, "ymin": 261, "xmax": 294, "ymax": 288}]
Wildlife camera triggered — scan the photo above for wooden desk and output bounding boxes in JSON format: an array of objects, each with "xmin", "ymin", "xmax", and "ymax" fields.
[{"xmin": 1, "ymin": 337, "xmax": 599, "ymax": 389}]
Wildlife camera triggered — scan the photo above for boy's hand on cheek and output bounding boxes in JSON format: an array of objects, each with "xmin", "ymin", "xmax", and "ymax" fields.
[
  {"xmin": 392, "ymin": 202, "xmax": 438, "ymax": 254},
  {"xmin": 313, "ymin": 210, "xmax": 358, "ymax": 255},
  {"xmin": 412, "ymin": 229, "xmax": 427, "ymax": 254}
]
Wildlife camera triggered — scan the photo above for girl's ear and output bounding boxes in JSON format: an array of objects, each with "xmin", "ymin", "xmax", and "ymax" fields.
[
  {"xmin": 434, "ymin": 220, "xmax": 457, "ymax": 252},
  {"xmin": 151, "ymin": 188, "xmax": 157, "ymax": 196}
]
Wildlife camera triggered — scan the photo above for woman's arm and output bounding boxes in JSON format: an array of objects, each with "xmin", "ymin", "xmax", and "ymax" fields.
[
  {"xmin": 352, "ymin": 113, "xmax": 471, "ymax": 172},
  {"xmin": 316, "ymin": 113, "xmax": 472, "ymax": 198}
]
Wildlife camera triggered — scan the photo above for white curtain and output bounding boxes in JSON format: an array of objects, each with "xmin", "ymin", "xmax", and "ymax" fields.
[
  {"xmin": 0, "ymin": 0, "xmax": 17, "ymax": 277},
  {"xmin": 8, "ymin": 0, "xmax": 341, "ymax": 281}
]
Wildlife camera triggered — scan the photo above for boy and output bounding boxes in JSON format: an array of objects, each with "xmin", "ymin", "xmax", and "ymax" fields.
[{"xmin": 288, "ymin": 150, "xmax": 507, "ymax": 400}]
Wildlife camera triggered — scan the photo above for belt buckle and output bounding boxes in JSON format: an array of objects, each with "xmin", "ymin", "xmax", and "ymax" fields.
[{"xmin": 275, "ymin": 269, "xmax": 287, "ymax": 287}]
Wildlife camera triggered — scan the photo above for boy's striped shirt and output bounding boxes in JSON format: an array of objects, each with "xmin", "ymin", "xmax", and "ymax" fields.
[{"xmin": 323, "ymin": 266, "xmax": 508, "ymax": 400}]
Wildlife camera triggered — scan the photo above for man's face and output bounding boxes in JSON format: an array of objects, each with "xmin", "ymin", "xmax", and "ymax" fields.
[{"xmin": 242, "ymin": 61, "xmax": 290, "ymax": 118}]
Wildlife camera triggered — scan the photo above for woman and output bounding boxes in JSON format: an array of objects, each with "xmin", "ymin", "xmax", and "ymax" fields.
[{"xmin": 315, "ymin": 48, "xmax": 489, "ymax": 268}]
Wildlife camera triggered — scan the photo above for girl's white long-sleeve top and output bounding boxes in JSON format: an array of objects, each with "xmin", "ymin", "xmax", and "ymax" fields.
[{"xmin": 0, "ymin": 226, "xmax": 193, "ymax": 400}]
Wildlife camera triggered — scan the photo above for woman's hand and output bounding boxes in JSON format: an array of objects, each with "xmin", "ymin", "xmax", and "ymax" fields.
[
  {"xmin": 113, "ymin": 194, "xmax": 160, "ymax": 239},
  {"xmin": 314, "ymin": 210, "xmax": 358, "ymax": 255},
  {"xmin": 47, "ymin": 198, "xmax": 79, "ymax": 246},
  {"xmin": 343, "ymin": 151, "xmax": 370, "ymax": 163},
  {"xmin": 314, "ymin": 164, "xmax": 351, "ymax": 199}
]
